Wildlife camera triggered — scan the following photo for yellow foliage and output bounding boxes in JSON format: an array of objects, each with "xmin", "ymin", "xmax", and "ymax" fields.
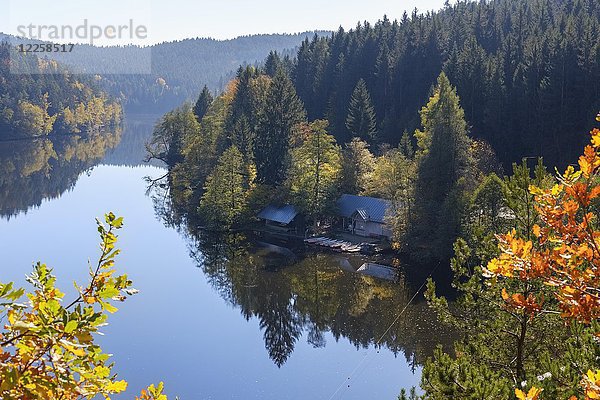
[
  {"xmin": 515, "ymin": 387, "xmax": 543, "ymax": 400},
  {"xmin": 0, "ymin": 214, "xmax": 171, "ymax": 399},
  {"xmin": 583, "ymin": 370, "xmax": 600, "ymax": 399}
]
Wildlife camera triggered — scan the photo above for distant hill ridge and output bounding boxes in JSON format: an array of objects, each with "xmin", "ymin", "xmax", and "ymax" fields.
[{"xmin": 0, "ymin": 31, "xmax": 331, "ymax": 113}]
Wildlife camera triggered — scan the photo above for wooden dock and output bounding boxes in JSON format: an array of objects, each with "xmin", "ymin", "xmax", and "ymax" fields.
[
  {"xmin": 304, "ymin": 236, "xmax": 382, "ymax": 254},
  {"xmin": 304, "ymin": 236, "xmax": 363, "ymax": 253}
]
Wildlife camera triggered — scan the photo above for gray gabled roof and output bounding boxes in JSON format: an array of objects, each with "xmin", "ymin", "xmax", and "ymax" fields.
[
  {"xmin": 337, "ymin": 194, "xmax": 390, "ymax": 224},
  {"xmin": 355, "ymin": 208, "xmax": 370, "ymax": 221},
  {"xmin": 257, "ymin": 204, "xmax": 299, "ymax": 225}
]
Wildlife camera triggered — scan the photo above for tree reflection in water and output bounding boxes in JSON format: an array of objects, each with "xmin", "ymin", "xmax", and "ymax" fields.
[
  {"xmin": 0, "ymin": 130, "xmax": 122, "ymax": 219},
  {"xmin": 151, "ymin": 184, "xmax": 456, "ymax": 369}
]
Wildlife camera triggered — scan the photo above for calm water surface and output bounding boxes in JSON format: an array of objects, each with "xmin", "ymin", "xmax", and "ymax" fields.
[{"xmin": 0, "ymin": 115, "xmax": 452, "ymax": 399}]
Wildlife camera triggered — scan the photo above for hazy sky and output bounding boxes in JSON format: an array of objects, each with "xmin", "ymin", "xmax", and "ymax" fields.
[
  {"xmin": 4, "ymin": 0, "xmax": 448, "ymax": 45},
  {"xmin": 149, "ymin": 0, "xmax": 448, "ymax": 41}
]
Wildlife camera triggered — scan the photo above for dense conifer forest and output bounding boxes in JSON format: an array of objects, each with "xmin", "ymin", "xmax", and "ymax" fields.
[
  {"xmin": 291, "ymin": 0, "xmax": 600, "ymax": 169},
  {"xmin": 152, "ymin": 0, "xmax": 600, "ymax": 259}
]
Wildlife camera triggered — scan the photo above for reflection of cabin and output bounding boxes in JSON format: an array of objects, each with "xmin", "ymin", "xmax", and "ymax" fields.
[
  {"xmin": 257, "ymin": 204, "xmax": 302, "ymax": 233},
  {"xmin": 337, "ymin": 194, "xmax": 393, "ymax": 239}
]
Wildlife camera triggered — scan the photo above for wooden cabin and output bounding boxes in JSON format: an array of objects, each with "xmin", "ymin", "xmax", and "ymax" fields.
[
  {"xmin": 257, "ymin": 204, "xmax": 302, "ymax": 233},
  {"xmin": 337, "ymin": 194, "xmax": 393, "ymax": 239}
]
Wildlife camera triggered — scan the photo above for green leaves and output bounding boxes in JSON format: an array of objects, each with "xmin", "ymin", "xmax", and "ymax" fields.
[
  {"xmin": 0, "ymin": 283, "xmax": 24, "ymax": 301},
  {"xmin": 136, "ymin": 381, "xmax": 168, "ymax": 400},
  {"xmin": 288, "ymin": 120, "xmax": 342, "ymax": 221},
  {"xmin": 0, "ymin": 283, "xmax": 25, "ymax": 308},
  {"xmin": 98, "ymin": 287, "xmax": 120, "ymax": 300},
  {"xmin": 199, "ymin": 145, "xmax": 252, "ymax": 228},
  {"xmin": 105, "ymin": 211, "xmax": 124, "ymax": 229},
  {"xmin": 64, "ymin": 320, "xmax": 78, "ymax": 334},
  {"xmin": 100, "ymin": 301, "xmax": 119, "ymax": 314}
]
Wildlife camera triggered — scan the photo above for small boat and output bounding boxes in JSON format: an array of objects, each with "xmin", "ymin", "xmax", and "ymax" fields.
[
  {"xmin": 304, "ymin": 236, "xmax": 372, "ymax": 254},
  {"xmin": 304, "ymin": 237, "xmax": 325, "ymax": 244},
  {"xmin": 344, "ymin": 245, "xmax": 362, "ymax": 253},
  {"xmin": 329, "ymin": 241, "xmax": 345, "ymax": 249}
]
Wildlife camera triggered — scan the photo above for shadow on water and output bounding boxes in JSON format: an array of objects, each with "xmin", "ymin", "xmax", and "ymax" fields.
[{"xmin": 200, "ymin": 232, "xmax": 455, "ymax": 369}]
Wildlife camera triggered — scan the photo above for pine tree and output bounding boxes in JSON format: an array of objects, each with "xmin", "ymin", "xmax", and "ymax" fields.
[
  {"xmin": 254, "ymin": 69, "xmax": 306, "ymax": 185},
  {"xmin": 193, "ymin": 85, "xmax": 213, "ymax": 122},
  {"xmin": 345, "ymin": 79, "xmax": 378, "ymax": 142},
  {"xmin": 411, "ymin": 72, "xmax": 473, "ymax": 260}
]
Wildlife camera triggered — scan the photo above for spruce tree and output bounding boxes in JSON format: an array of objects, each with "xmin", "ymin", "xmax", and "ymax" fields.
[
  {"xmin": 345, "ymin": 79, "xmax": 378, "ymax": 142},
  {"xmin": 225, "ymin": 66, "xmax": 259, "ymax": 160},
  {"xmin": 254, "ymin": 69, "xmax": 306, "ymax": 185},
  {"xmin": 193, "ymin": 85, "xmax": 213, "ymax": 122},
  {"xmin": 264, "ymin": 51, "xmax": 282, "ymax": 77},
  {"xmin": 411, "ymin": 72, "xmax": 473, "ymax": 260}
]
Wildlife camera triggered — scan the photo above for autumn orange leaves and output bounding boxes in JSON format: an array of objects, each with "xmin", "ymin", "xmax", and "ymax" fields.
[
  {"xmin": 486, "ymin": 113, "xmax": 600, "ymax": 400},
  {"xmin": 487, "ymin": 116, "xmax": 600, "ymax": 324}
]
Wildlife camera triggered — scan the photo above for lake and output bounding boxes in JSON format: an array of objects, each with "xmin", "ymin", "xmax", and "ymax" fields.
[{"xmin": 0, "ymin": 114, "xmax": 453, "ymax": 400}]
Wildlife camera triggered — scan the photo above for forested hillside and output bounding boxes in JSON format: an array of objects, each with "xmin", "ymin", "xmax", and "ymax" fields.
[
  {"xmin": 151, "ymin": 0, "xmax": 600, "ymax": 255},
  {"xmin": 1, "ymin": 32, "xmax": 328, "ymax": 113},
  {"xmin": 0, "ymin": 44, "xmax": 121, "ymax": 139},
  {"xmin": 292, "ymin": 0, "xmax": 600, "ymax": 168},
  {"xmin": 145, "ymin": 1, "xmax": 600, "ymax": 396}
]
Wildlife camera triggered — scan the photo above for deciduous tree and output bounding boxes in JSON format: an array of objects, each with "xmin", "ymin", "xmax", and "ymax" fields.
[
  {"xmin": 288, "ymin": 120, "xmax": 342, "ymax": 224},
  {"xmin": 340, "ymin": 138, "xmax": 375, "ymax": 195},
  {"xmin": 199, "ymin": 145, "xmax": 252, "ymax": 227},
  {"xmin": 0, "ymin": 213, "xmax": 170, "ymax": 399},
  {"xmin": 486, "ymin": 116, "xmax": 600, "ymax": 399}
]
